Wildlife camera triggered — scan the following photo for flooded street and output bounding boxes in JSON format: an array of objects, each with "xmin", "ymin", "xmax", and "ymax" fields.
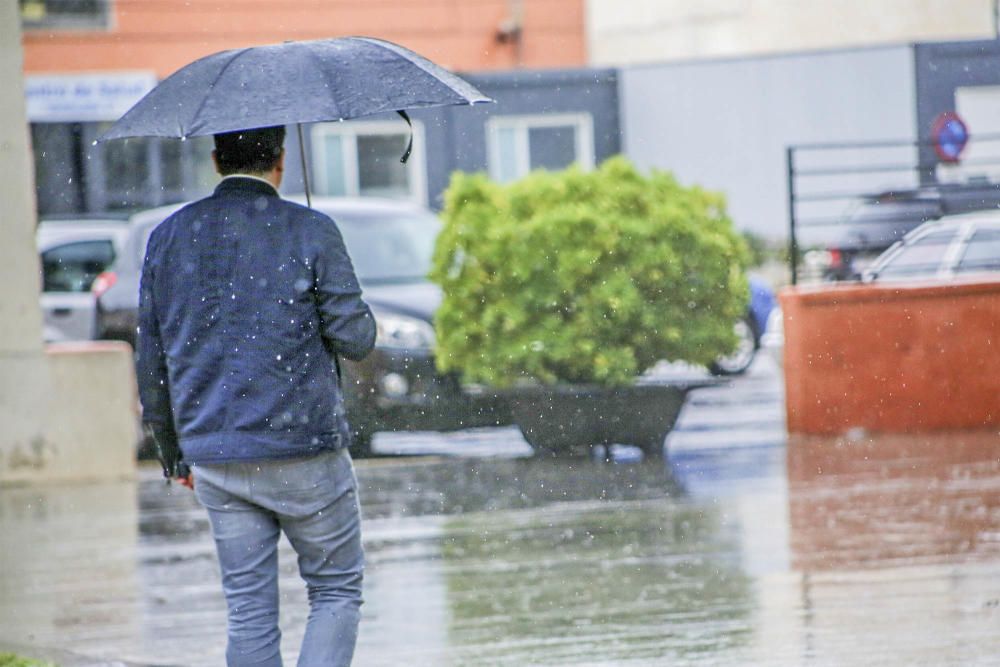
[{"xmin": 2, "ymin": 358, "xmax": 999, "ymax": 665}]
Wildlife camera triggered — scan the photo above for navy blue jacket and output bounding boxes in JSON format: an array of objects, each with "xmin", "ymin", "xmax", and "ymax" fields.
[{"xmin": 137, "ymin": 177, "xmax": 376, "ymax": 464}]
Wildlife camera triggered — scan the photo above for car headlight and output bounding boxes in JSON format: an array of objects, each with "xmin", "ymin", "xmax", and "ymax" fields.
[{"xmin": 375, "ymin": 312, "xmax": 436, "ymax": 351}]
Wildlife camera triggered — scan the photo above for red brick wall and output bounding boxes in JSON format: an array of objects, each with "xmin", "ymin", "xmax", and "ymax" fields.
[{"xmin": 23, "ymin": 0, "xmax": 586, "ymax": 77}]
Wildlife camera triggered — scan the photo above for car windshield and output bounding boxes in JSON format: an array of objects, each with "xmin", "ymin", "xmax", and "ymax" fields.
[
  {"xmin": 874, "ymin": 228, "xmax": 956, "ymax": 280},
  {"xmin": 333, "ymin": 210, "xmax": 441, "ymax": 285}
]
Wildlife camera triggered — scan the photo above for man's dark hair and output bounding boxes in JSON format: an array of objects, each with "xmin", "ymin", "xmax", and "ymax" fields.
[{"xmin": 213, "ymin": 125, "xmax": 286, "ymax": 175}]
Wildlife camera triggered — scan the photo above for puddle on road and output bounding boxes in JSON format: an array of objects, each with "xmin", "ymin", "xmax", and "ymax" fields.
[
  {"xmin": 359, "ymin": 455, "xmax": 681, "ymax": 518},
  {"xmin": 0, "ymin": 431, "xmax": 998, "ymax": 665}
]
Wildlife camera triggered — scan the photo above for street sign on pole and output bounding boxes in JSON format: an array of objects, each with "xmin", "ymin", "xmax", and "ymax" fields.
[{"xmin": 931, "ymin": 111, "xmax": 969, "ymax": 163}]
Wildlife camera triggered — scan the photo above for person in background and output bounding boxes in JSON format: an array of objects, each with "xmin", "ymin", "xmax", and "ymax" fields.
[{"xmin": 137, "ymin": 125, "xmax": 376, "ymax": 667}]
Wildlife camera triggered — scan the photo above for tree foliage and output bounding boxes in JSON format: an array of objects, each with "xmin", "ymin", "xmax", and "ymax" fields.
[{"xmin": 430, "ymin": 157, "xmax": 749, "ymax": 387}]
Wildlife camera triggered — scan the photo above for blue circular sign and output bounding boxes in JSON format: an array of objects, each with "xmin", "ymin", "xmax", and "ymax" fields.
[{"xmin": 931, "ymin": 112, "xmax": 968, "ymax": 163}]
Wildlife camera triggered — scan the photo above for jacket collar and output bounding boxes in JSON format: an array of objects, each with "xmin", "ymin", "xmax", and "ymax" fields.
[{"xmin": 214, "ymin": 175, "xmax": 280, "ymax": 197}]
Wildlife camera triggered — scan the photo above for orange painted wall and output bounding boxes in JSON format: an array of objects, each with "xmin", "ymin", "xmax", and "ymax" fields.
[
  {"xmin": 781, "ymin": 279, "xmax": 1000, "ymax": 435},
  {"xmin": 22, "ymin": 0, "xmax": 586, "ymax": 77}
]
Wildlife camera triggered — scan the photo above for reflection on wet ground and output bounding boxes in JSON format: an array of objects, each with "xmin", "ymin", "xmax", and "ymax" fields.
[
  {"xmin": 1, "ymin": 359, "xmax": 999, "ymax": 665},
  {"xmin": 789, "ymin": 430, "xmax": 1000, "ymax": 571}
]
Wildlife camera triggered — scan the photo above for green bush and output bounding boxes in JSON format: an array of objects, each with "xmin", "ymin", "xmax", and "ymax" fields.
[
  {"xmin": 0, "ymin": 654, "xmax": 56, "ymax": 667},
  {"xmin": 430, "ymin": 157, "xmax": 749, "ymax": 388}
]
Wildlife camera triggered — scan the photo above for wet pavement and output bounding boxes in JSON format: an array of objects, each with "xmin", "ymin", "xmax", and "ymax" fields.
[{"xmin": 2, "ymin": 357, "xmax": 999, "ymax": 665}]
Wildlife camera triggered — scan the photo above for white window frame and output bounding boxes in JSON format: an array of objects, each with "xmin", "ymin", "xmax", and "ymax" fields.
[
  {"xmin": 311, "ymin": 120, "xmax": 427, "ymax": 205},
  {"xmin": 486, "ymin": 113, "xmax": 595, "ymax": 183}
]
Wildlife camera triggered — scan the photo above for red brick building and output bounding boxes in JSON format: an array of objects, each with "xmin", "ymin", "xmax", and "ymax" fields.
[
  {"xmin": 19, "ymin": 0, "xmax": 588, "ymax": 215},
  {"xmin": 21, "ymin": 0, "xmax": 587, "ymax": 77}
]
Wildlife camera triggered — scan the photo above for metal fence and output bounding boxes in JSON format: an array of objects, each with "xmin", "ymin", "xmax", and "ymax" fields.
[{"xmin": 786, "ymin": 134, "xmax": 1000, "ymax": 284}]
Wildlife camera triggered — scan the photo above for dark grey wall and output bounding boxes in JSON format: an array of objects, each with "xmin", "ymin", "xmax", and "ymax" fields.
[
  {"xmin": 284, "ymin": 68, "xmax": 621, "ymax": 210},
  {"xmin": 35, "ymin": 67, "xmax": 621, "ymax": 215},
  {"xmin": 418, "ymin": 67, "xmax": 620, "ymax": 208},
  {"xmin": 914, "ymin": 40, "xmax": 1000, "ymax": 182},
  {"xmin": 32, "ymin": 123, "xmax": 83, "ymax": 215},
  {"xmin": 620, "ymin": 46, "xmax": 917, "ymax": 239}
]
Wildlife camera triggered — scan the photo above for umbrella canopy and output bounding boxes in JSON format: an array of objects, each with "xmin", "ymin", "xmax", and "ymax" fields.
[{"xmin": 98, "ymin": 36, "xmax": 492, "ymax": 141}]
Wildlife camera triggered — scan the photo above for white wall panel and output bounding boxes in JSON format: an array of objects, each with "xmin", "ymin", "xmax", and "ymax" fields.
[{"xmin": 620, "ymin": 47, "xmax": 916, "ymax": 238}]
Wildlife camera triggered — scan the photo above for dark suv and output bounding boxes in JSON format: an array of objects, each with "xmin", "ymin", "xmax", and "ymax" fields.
[{"xmin": 95, "ymin": 197, "xmax": 509, "ymax": 455}]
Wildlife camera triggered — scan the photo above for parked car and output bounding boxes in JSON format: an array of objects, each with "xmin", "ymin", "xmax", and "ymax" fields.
[
  {"xmin": 101, "ymin": 197, "xmax": 775, "ymax": 452},
  {"xmin": 36, "ymin": 216, "xmax": 130, "ymax": 342},
  {"xmin": 96, "ymin": 197, "xmax": 509, "ymax": 455},
  {"xmin": 766, "ymin": 210, "xmax": 1000, "ymax": 367},
  {"xmin": 862, "ymin": 210, "xmax": 1000, "ymax": 282},
  {"xmin": 819, "ymin": 181, "xmax": 1000, "ymax": 281},
  {"xmin": 93, "ymin": 204, "xmax": 182, "ymax": 347},
  {"xmin": 708, "ymin": 276, "xmax": 776, "ymax": 376}
]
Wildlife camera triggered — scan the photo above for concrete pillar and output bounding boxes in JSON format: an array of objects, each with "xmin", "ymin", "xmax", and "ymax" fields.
[
  {"xmin": 0, "ymin": 5, "xmax": 136, "ymax": 484},
  {"xmin": 0, "ymin": 0, "xmax": 53, "ymax": 477},
  {"xmin": 0, "ymin": 3, "xmax": 43, "ymax": 351}
]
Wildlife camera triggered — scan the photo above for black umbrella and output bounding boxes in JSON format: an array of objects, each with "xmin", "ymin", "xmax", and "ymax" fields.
[{"xmin": 98, "ymin": 36, "xmax": 492, "ymax": 205}]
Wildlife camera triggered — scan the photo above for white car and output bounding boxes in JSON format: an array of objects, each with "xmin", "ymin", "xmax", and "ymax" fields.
[
  {"xmin": 862, "ymin": 211, "xmax": 1000, "ymax": 282},
  {"xmin": 765, "ymin": 211, "xmax": 1000, "ymax": 367},
  {"xmin": 37, "ymin": 217, "xmax": 130, "ymax": 342}
]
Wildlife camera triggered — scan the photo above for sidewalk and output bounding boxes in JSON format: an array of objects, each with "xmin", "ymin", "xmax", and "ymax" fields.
[
  {"xmin": 0, "ymin": 640, "xmax": 153, "ymax": 667},
  {"xmin": 2, "ymin": 360, "xmax": 999, "ymax": 665}
]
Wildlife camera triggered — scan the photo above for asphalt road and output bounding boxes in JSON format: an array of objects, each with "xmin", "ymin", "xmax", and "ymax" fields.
[{"xmin": 2, "ymin": 356, "xmax": 999, "ymax": 665}]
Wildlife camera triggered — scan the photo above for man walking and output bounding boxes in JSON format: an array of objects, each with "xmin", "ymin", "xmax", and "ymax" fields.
[{"xmin": 137, "ymin": 125, "xmax": 376, "ymax": 666}]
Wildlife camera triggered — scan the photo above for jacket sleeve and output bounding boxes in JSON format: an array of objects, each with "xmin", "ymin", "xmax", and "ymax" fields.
[
  {"xmin": 136, "ymin": 244, "xmax": 185, "ymax": 478},
  {"xmin": 313, "ymin": 219, "xmax": 377, "ymax": 361},
  {"xmin": 136, "ymin": 235, "xmax": 175, "ymax": 432}
]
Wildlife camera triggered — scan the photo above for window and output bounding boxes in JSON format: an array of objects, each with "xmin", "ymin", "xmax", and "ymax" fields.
[
  {"xmin": 312, "ymin": 121, "xmax": 426, "ymax": 204},
  {"xmin": 956, "ymin": 228, "xmax": 1000, "ymax": 274},
  {"xmin": 96, "ymin": 127, "xmax": 216, "ymax": 211},
  {"xmin": 487, "ymin": 114, "xmax": 595, "ymax": 183},
  {"xmin": 19, "ymin": 0, "xmax": 110, "ymax": 29},
  {"xmin": 98, "ymin": 134, "xmax": 215, "ymax": 210},
  {"xmin": 32, "ymin": 122, "xmax": 216, "ymax": 216},
  {"xmin": 101, "ymin": 136, "xmax": 151, "ymax": 205},
  {"xmin": 876, "ymin": 230, "xmax": 957, "ymax": 280},
  {"xmin": 41, "ymin": 240, "xmax": 115, "ymax": 293}
]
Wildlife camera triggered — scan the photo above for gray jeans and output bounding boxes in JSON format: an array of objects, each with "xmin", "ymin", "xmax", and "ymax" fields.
[{"xmin": 194, "ymin": 447, "xmax": 363, "ymax": 667}]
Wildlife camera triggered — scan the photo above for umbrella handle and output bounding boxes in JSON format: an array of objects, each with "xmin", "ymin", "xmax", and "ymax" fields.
[
  {"xmin": 397, "ymin": 110, "xmax": 413, "ymax": 164},
  {"xmin": 297, "ymin": 123, "xmax": 312, "ymax": 208}
]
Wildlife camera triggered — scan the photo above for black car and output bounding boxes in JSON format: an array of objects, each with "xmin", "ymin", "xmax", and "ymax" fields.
[{"xmin": 96, "ymin": 197, "xmax": 509, "ymax": 456}]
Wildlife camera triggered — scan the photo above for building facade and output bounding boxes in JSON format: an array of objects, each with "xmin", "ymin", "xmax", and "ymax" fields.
[
  {"xmin": 587, "ymin": 0, "xmax": 996, "ymax": 66},
  {"xmin": 619, "ymin": 39, "xmax": 1000, "ymax": 241},
  {"xmin": 19, "ymin": 1, "xmax": 1000, "ymax": 242},
  {"xmin": 19, "ymin": 0, "xmax": 588, "ymax": 216},
  {"xmin": 274, "ymin": 68, "xmax": 620, "ymax": 210}
]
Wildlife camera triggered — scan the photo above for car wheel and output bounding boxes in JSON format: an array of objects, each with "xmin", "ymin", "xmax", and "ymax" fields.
[{"xmin": 709, "ymin": 317, "xmax": 758, "ymax": 376}]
